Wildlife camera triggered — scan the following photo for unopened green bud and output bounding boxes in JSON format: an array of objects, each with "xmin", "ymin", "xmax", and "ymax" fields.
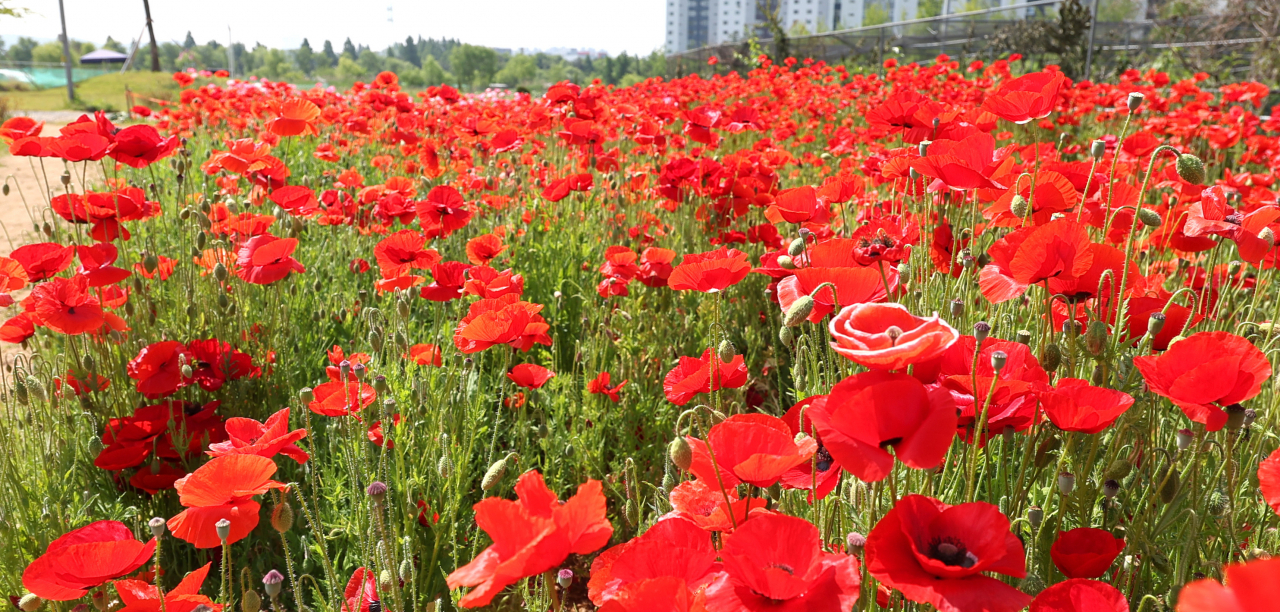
[
  {"xmin": 669, "ymin": 437, "xmax": 693, "ymax": 471},
  {"xmin": 787, "ymin": 237, "xmax": 807, "ymax": 257},
  {"xmin": 1176, "ymin": 153, "xmax": 1206, "ymax": 185},
  {"xmin": 779, "ymin": 326, "xmax": 794, "ymax": 345},
  {"xmin": 437, "ymin": 454, "xmax": 454, "ymax": 479},
  {"xmin": 378, "ymin": 570, "xmax": 395, "ymax": 594},
  {"xmin": 783, "ymin": 296, "xmax": 814, "ymax": 327},
  {"xmin": 777, "ymin": 255, "xmax": 795, "ymax": 270},
  {"xmin": 241, "ymin": 589, "xmax": 262, "ymax": 612},
  {"xmin": 1137, "ymin": 207, "xmax": 1162, "ymax": 228},
  {"xmin": 1009, "ymin": 194, "xmax": 1029, "ymax": 219},
  {"xmin": 271, "ymin": 501, "xmax": 293, "ymax": 532},
  {"xmin": 1040, "ymin": 344, "xmax": 1061, "ymax": 373},
  {"xmin": 213, "ymin": 262, "xmax": 229, "ymax": 282},
  {"xmin": 18, "ymin": 594, "xmax": 42, "ymax": 612},
  {"xmin": 717, "ymin": 339, "xmax": 736, "ymax": 362},
  {"xmin": 1085, "ymin": 321, "xmax": 1108, "ymax": 356},
  {"xmin": 481, "ymin": 457, "xmax": 508, "ymax": 490}
]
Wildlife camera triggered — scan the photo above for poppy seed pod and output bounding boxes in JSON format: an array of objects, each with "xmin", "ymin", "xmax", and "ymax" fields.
[
  {"xmin": 18, "ymin": 594, "xmax": 41, "ymax": 612},
  {"xmin": 846, "ymin": 532, "xmax": 867, "ymax": 556},
  {"xmin": 1085, "ymin": 321, "xmax": 1108, "ymax": 356},
  {"xmin": 1126, "ymin": 92, "xmax": 1144, "ymax": 111},
  {"xmin": 556, "ymin": 568, "xmax": 573, "ymax": 589},
  {"xmin": 1058, "ymin": 472, "xmax": 1075, "ymax": 494},
  {"xmin": 787, "ymin": 237, "xmax": 807, "ymax": 257},
  {"xmin": 367, "ymin": 481, "xmax": 388, "ymax": 502},
  {"xmin": 991, "ymin": 350, "xmax": 1008, "ymax": 372},
  {"xmin": 1015, "ymin": 330, "xmax": 1032, "ymax": 345},
  {"xmin": 1136, "ymin": 207, "xmax": 1162, "ymax": 228},
  {"xmin": 973, "ymin": 321, "xmax": 991, "ymax": 343},
  {"xmin": 215, "ymin": 518, "xmax": 232, "ymax": 542},
  {"xmin": 352, "ymin": 363, "xmax": 367, "ymax": 380},
  {"xmin": 668, "ymin": 437, "xmax": 693, "ymax": 471},
  {"xmin": 481, "ymin": 457, "xmax": 508, "ymax": 490},
  {"xmin": 1091, "ymin": 139, "xmax": 1106, "ymax": 160},
  {"xmin": 148, "ymin": 517, "xmax": 167, "ymax": 538},
  {"xmin": 1176, "ymin": 153, "xmax": 1207, "ymax": 185},
  {"xmin": 918, "ymin": 140, "xmax": 930, "ymax": 156},
  {"xmin": 271, "ymin": 501, "xmax": 294, "ymax": 533},
  {"xmin": 241, "ymin": 589, "xmax": 262, "ymax": 612},
  {"xmin": 949, "ymin": 299, "xmax": 963, "ymax": 318},
  {"xmin": 1176, "ymin": 428, "xmax": 1194, "ymax": 450},
  {"xmin": 1157, "ymin": 466, "xmax": 1180, "ymax": 504},
  {"xmin": 1103, "ymin": 479, "xmax": 1120, "ymax": 498},
  {"xmin": 60, "ymin": 171, "xmax": 71, "ymax": 186},
  {"xmin": 299, "ymin": 387, "xmax": 315, "ymax": 404},
  {"xmin": 262, "ymin": 570, "xmax": 284, "ymax": 598},
  {"xmin": 372, "ymin": 374, "xmax": 389, "ymax": 394},
  {"xmin": 783, "ymin": 295, "xmax": 814, "ymax": 327},
  {"xmin": 718, "ymin": 339, "xmax": 736, "ymax": 362},
  {"xmin": 1147, "ymin": 312, "xmax": 1166, "ymax": 336},
  {"xmin": 1009, "ymin": 194, "xmax": 1029, "ymax": 219},
  {"xmin": 1027, "ymin": 506, "xmax": 1044, "ymax": 529},
  {"xmin": 1225, "ymin": 404, "xmax": 1248, "ymax": 430}
]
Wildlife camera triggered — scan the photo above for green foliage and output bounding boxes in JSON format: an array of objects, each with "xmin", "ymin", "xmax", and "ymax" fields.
[
  {"xmin": 449, "ymin": 44, "xmax": 500, "ymax": 89},
  {"xmin": 494, "ymin": 54, "xmax": 537, "ymax": 86},
  {"xmin": 420, "ymin": 56, "xmax": 453, "ymax": 87},
  {"xmin": 336, "ymin": 56, "xmax": 366, "ymax": 80},
  {"xmin": 295, "ymin": 39, "xmax": 315, "ymax": 76},
  {"xmin": 863, "ymin": 2, "xmax": 891, "ymax": 26}
]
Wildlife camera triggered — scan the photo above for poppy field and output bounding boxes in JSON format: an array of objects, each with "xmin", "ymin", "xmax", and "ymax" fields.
[{"xmin": 4, "ymin": 56, "xmax": 1280, "ymax": 612}]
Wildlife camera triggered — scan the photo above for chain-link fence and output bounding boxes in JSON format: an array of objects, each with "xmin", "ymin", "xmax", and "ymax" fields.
[{"xmin": 667, "ymin": 0, "xmax": 1270, "ymax": 84}]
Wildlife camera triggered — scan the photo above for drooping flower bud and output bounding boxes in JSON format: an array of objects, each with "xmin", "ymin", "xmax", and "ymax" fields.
[
  {"xmin": 1040, "ymin": 344, "xmax": 1061, "ymax": 373},
  {"xmin": 787, "ymin": 237, "xmax": 807, "ymax": 257},
  {"xmin": 1137, "ymin": 207, "xmax": 1162, "ymax": 227},
  {"xmin": 271, "ymin": 501, "xmax": 294, "ymax": 533},
  {"xmin": 18, "ymin": 595, "xmax": 42, "ymax": 612},
  {"xmin": 777, "ymin": 255, "xmax": 796, "ymax": 270},
  {"xmin": 213, "ymin": 262, "xmax": 229, "ymax": 282},
  {"xmin": 1085, "ymin": 321, "xmax": 1108, "ymax": 356},
  {"xmin": 668, "ymin": 437, "xmax": 693, "ymax": 471},
  {"xmin": 481, "ymin": 457, "xmax": 508, "ymax": 491},
  {"xmin": 718, "ymin": 339, "xmax": 736, "ymax": 362},
  {"xmin": 778, "ymin": 326, "xmax": 794, "ymax": 346},
  {"xmin": 437, "ymin": 454, "xmax": 454, "ymax": 479},
  {"xmin": 783, "ymin": 296, "xmax": 814, "ymax": 327},
  {"xmin": 241, "ymin": 589, "xmax": 262, "ymax": 612},
  {"xmin": 1176, "ymin": 153, "xmax": 1207, "ymax": 185},
  {"xmin": 1009, "ymin": 194, "xmax": 1029, "ymax": 219}
]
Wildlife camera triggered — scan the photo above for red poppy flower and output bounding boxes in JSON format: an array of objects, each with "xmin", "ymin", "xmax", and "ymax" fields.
[
  {"xmin": 981, "ymin": 70, "xmax": 1067, "ymax": 124},
  {"xmin": 114, "ymin": 563, "xmax": 223, "ymax": 612},
  {"xmin": 1029, "ymin": 579, "xmax": 1127, "ymax": 612},
  {"xmin": 1133, "ymin": 331, "xmax": 1270, "ymax": 431},
  {"xmin": 167, "ymin": 454, "xmax": 287, "ymax": 548},
  {"xmin": 30, "ymin": 275, "xmax": 104, "ymax": 335},
  {"xmin": 704, "ymin": 513, "xmax": 861, "ymax": 612},
  {"xmin": 452, "ymin": 294, "xmax": 551, "ymax": 354},
  {"xmin": 76, "ymin": 243, "xmax": 131, "ymax": 287},
  {"xmin": 866, "ymin": 494, "xmax": 1029, "ymax": 612},
  {"xmin": 420, "ymin": 261, "xmax": 471, "ymax": 302},
  {"xmin": 0, "ymin": 116, "xmax": 42, "ymax": 142},
  {"xmin": 22, "ymin": 521, "xmax": 156, "ymax": 601},
  {"xmin": 207, "ymin": 407, "xmax": 309, "ymax": 464},
  {"xmin": 50, "ymin": 132, "xmax": 111, "ymax": 162},
  {"xmin": 95, "ymin": 400, "xmax": 225, "ymax": 475},
  {"xmin": 766, "ymin": 185, "xmax": 820, "ymax": 224},
  {"xmin": 266, "ymin": 98, "xmax": 322, "ymax": 137},
  {"xmin": 1184, "ymin": 186, "xmax": 1279, "ymax": 264},
  {"xmin": 827, "ymin": 303, "xmax": 959, "ymax": 370},
  {"xmin": 373, "ymin": 229, "xmax": 440, "ymax": 278},
  {"xmin": 910, "ymin": 132, "xmax": 1008, "ymax": 191},
  {"xmin": 0, "ymin": 311, "xmax": 36, "ymax": 344},
  {"xmin": 270, "ymin": 185, "xmax": 320, "ymax": 216},
  {"xmin": 342, "ymin": 567, "xmax": 379, "ymax": 612},
  {"xmin": 667, "ymin": 478, "xmax": 769, "ymax": 532},
  {"xmin": 587, "ymin": 372, "xmax": 627, "ymax": 403},
  {"xmin": 417, "ymin": 185, "xmax": 473, "ymax": 239},
  {"xmin": 127, "ymin": 341, "xmax": 193, "ymax": 398},
  {"xmin": 108, "ymin": 125, "xmax": 179, "ymax": 168},
  {"xmin": 941, "ymin": 339, "xmax": 1049, "ymax": 443},
  {"xmin": 308, "ymin": 380, "xmax": 377, "ymax": 417},
  {"xmin": 776, "ymin": 396, "xmax": 843, "ymax": 501},
  {"xmin": 406, "ymin": 343, "xmax": 443, "ymax": 366},
  {"xmin": 669, "ymin": 247, "xmax": 751, "ymax": 293},
  {"xmin": 236, "ymin": 234, "xmax": 306, "ymax": 285},
  {"xmin": 1258, "ymin": 447, "xmax": 1280, "ymax": 517},
  {"xmin": 1041, "ymin": 379, "xmax": 1134, "ymax": 434},
  {"xmin": 588, "ymin": 516, "xmax": 719, "ymax": 609},
  {"xmin": 508, "ymin": 363, "xmax": 556, "ymax": 389},
  {"xmin": 638, "ymin": 247, "xmax": 676, "ymax": 288},
  {"xmin": 466, "ymin": 233, "xmax": 507, "ymax": 265},
  {"xmin": 186, "ymin": 338, "xmax": 256, "ymax": 391},
  {"xmin": 686, "ymin": 413, "xmax": 817, "ymax": 488},
  {"xmin": 1050, "ymin": 528, "xmax": 1125, "ymax": 579},
  {"xmin": 447, "ymin": 471, "xmax": 613, "ymax": 607},
  {"xmin": 979, "ymin": 219, "xmax": 1096, "ymax": 303},
  {"xmin": 11, "ymin": 242, "xmax": 76, "ymax": 281},
  {"xmin": 810, "ymin": 370, "xmax": 956, "ymax": 482},
  {"xmin": 1177, "ymin": 557, "xmax": 1280, "ymax": 612},
  {"xmin": 663, "ymin": 348, "xmax": 748, "ymax": 406},
  {"xmin": 463, "ymin": 266, "xmax": 524, "ymax": 299}
]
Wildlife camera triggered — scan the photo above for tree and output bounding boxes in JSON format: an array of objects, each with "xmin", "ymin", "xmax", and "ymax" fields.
[
  {"xmin": 494, "ymin": 53, "xmax": 536, "ymax": 86},
  {"xmin": 295, "ymin": 38, "xmax": 314, "ymax": 75},
  {"xmin": 320, "ymin": 40, "xmax": 338, "ymax": 68},
  {"xmin": 103, "ymin": 37, "xmax": 127, "ymax": 53},
  {"xmin": 10, "ymin": 36, "xmax": 37, "ymax": 62},
  {"xmin": 420, "ymin": 55, "xmax": 450, "ymax": 85},
  {"xmin": 32, "ymin": 41, "xmax": 71, "ymax": 65},
  {"xmin": 336, "ymin": 56, "xmax": 366, "ymax": 80},
  {"xmin": 357, "ymin": 49, "xmax": 383, "ymax": 76},
  {"xmin": 399, "ymin": 35, "xmax": 420, "ymax": 67},
  {"xmin": 183, "ymin": 31, "xmax": 196, "ymax": 49},
  {"xmin": 341, "ymin": 38, "xmax": 357, "ymax": 60},
  {"xmin": 449, "ymin": 44, "xmax": 499, "ymax": 88}
]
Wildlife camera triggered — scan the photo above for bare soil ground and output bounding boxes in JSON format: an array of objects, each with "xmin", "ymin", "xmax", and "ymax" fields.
[{"xmin": 0, "ymin": 111, "xmax": 103, "ymax": 251}]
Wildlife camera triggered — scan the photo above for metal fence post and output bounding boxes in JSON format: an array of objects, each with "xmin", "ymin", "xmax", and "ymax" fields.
[
  {"xmin": 1084, "ymin": 0, "xmax": 1099, "ymax": 81},
  {"xmin": 57, "ymin": 0, "xmax": 74, "ymax": 102}
]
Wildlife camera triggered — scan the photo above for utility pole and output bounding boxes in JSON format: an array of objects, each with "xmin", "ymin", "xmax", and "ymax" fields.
[
  {"xmin": 1083, "ymin": 0, "xmax": 1100, "ymax": 81},
  {"xmin": 143, "ymin": 0, "xmax": 160, "ymax": 71},
  {"xmin": 227, "ymin": 26, "xmax": 236, "ymax": 76},
  {"xmin": 57, "ymin": 0, "xmax": 74, "ymax": 102}
]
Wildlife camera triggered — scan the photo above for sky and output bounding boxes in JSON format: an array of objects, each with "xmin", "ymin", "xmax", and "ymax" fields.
[{"xmin": 0, "ymin": 0, "xmax": 668, "ymax": 56}]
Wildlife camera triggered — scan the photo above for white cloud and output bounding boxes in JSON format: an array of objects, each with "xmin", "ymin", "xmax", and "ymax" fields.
[{"xmin": 0, "ymin": 0, "xmax": 667, "ymax": 56}]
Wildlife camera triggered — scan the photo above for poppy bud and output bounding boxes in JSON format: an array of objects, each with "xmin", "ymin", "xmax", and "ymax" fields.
[
  {"xmin": 271, "ymin": 501, "xmax": 294, "ymax": 532},
  {"xmin": 213, "ymin": 262, "xmax": 229, "ymax": 282},
  {"xmin": 1057, "ymin": 471, "xmax": 1075, "ymax": 494},
  {"xmin": 1126, "ymin": 92, "xmax": 1144, "ymax": 111},
  {"xmin": 18, "ymin": 594, "xmax": 41, "ymax": 612},
  {"xmin": 897, "ymin": 261, "xmax": 911, "ymax": 277},
  {"xmin": 241, "ymin": 589, "xmax": 261, "ymax": 612},
  {"xmin": 262, "ymin": 570, "xmax": 284, "ymax": 598},
  {"xmin": 378, "ymin": 569, "xmax": 395, "ymax": 594},
  {"xmin": 1009, "ymin": 194, "xmax": 1029, "ymax": 219},
  {"xmin": 787, "ymin": 237, "xmax": 806, "ymax": 257},
  {"xmin": 1027, "ymin": 506, "xmax": 1044, "ymax": 529},
  {"xmin": 1104, "ymin": 459, "xmax": 1132, "ymax": 481},
  {"xmin": 846, "ymin": 532, "xmax": 866, "ymax": 556},
  {"xmin": 400, "ymin": 559, "xmax": 414, "ymax": 582},
  {"xmin": 481, "ymin": 457, "xmax": 508, "ymax": 490},
  {"xmin": 181, "ymin": 364, "xmax": 194, "ymax": 379},
  {"xmin": 1176, "ymin": 428, "xmax": 1194, "ymax": 450},
  {"xmin": 1176, "ymin": 153, "xmax": 1206, "ymax": 185},
  {"xmin": 215, "ymin": 518, "xmax": 232, "ymax": 542},
  {"xmin": 1147, "ymin": 312, "xmax": 1166, "ymax": 337},
  {"xmin": 973, "ymin": 321, "xmax": 990, "ymax": 343},
  {"xmin": 668, "ymin": 437, "xmax": 693, "ymax": 471},
  {"xmin": 990, "ymin": 350, "xmax": 1008, "ymax": 372},
  {"xmin": 12, "ymin": 377, "xmax": 27, "ymax": 405},
  {"xmin": 1014, "ymin": 329, "xmax": 1031, "ymax": 345},
  {"xmin": 783, "ymin": 296, "xmax": 814, "ymax": 327},
  {"xmin": 1085, "ymin": 321, "xmax": 1108, "ymax": 356},
  {"xmin": 24, "ymin": 375, "xmax": 46, "ymax": 403},
  {"xmin": 777, "ymin": 255, "xmax": 795, "ymax": 270},
  {"xmin": 1091, "ymin": 364, "xmax": 1105, "ymax": 386},
  {"xmin": 217, "ymin": 293, "xmax": 230, "ymax": 310},
  {"xmin": 778, "ymin": 326, "xmax": 794, "ymax": 346},
  {"xmin": 1020, "ymin": 574, "xmax": 1046, "ymax": 597},
  {"xmin": 1157, "ymin": 466, "xmax": 1180, "ymax": 504},
  {"xmin": 1040, "ymin": 344, "xmax": 1061, "ymax": 373},
  {"xmin": 718, "ymin": 339, "xmax": 736, "ymax": 362},
  {"xmin": 437, "ymin": 454, "xmax": 453, "ymax": 478},
  {"xmin": 148, "ymin": 517, "xmax": 167, "ymax": 538},
  {"xmin": 1137, "ymin": 207, "xmax": 1162, "ymax": 227}
]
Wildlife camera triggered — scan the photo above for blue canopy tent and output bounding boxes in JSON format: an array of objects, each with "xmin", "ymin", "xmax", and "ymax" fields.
[{"xmin": 79, "ymin": 49, "xmax": 129, "ymax": 64}]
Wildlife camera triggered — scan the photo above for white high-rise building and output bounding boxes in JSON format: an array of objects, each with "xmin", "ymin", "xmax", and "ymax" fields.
[{"xmin": 666, "ymin": 0, "xmax": 921, "ymax": 52}]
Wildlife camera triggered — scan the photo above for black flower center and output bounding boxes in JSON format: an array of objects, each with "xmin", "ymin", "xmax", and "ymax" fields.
[
  {"xmin": 815, "ymin": 445, "xmax": 833, "ymax": 472},
  {"xmin": 928, "ymin": 537, "xmax": 977, "ymax": 568}
]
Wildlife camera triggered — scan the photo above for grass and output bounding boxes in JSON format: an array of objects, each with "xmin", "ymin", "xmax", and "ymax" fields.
[{"xmin": 3, "ymin": 72, "xmax": 178, "ymax": 112}]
